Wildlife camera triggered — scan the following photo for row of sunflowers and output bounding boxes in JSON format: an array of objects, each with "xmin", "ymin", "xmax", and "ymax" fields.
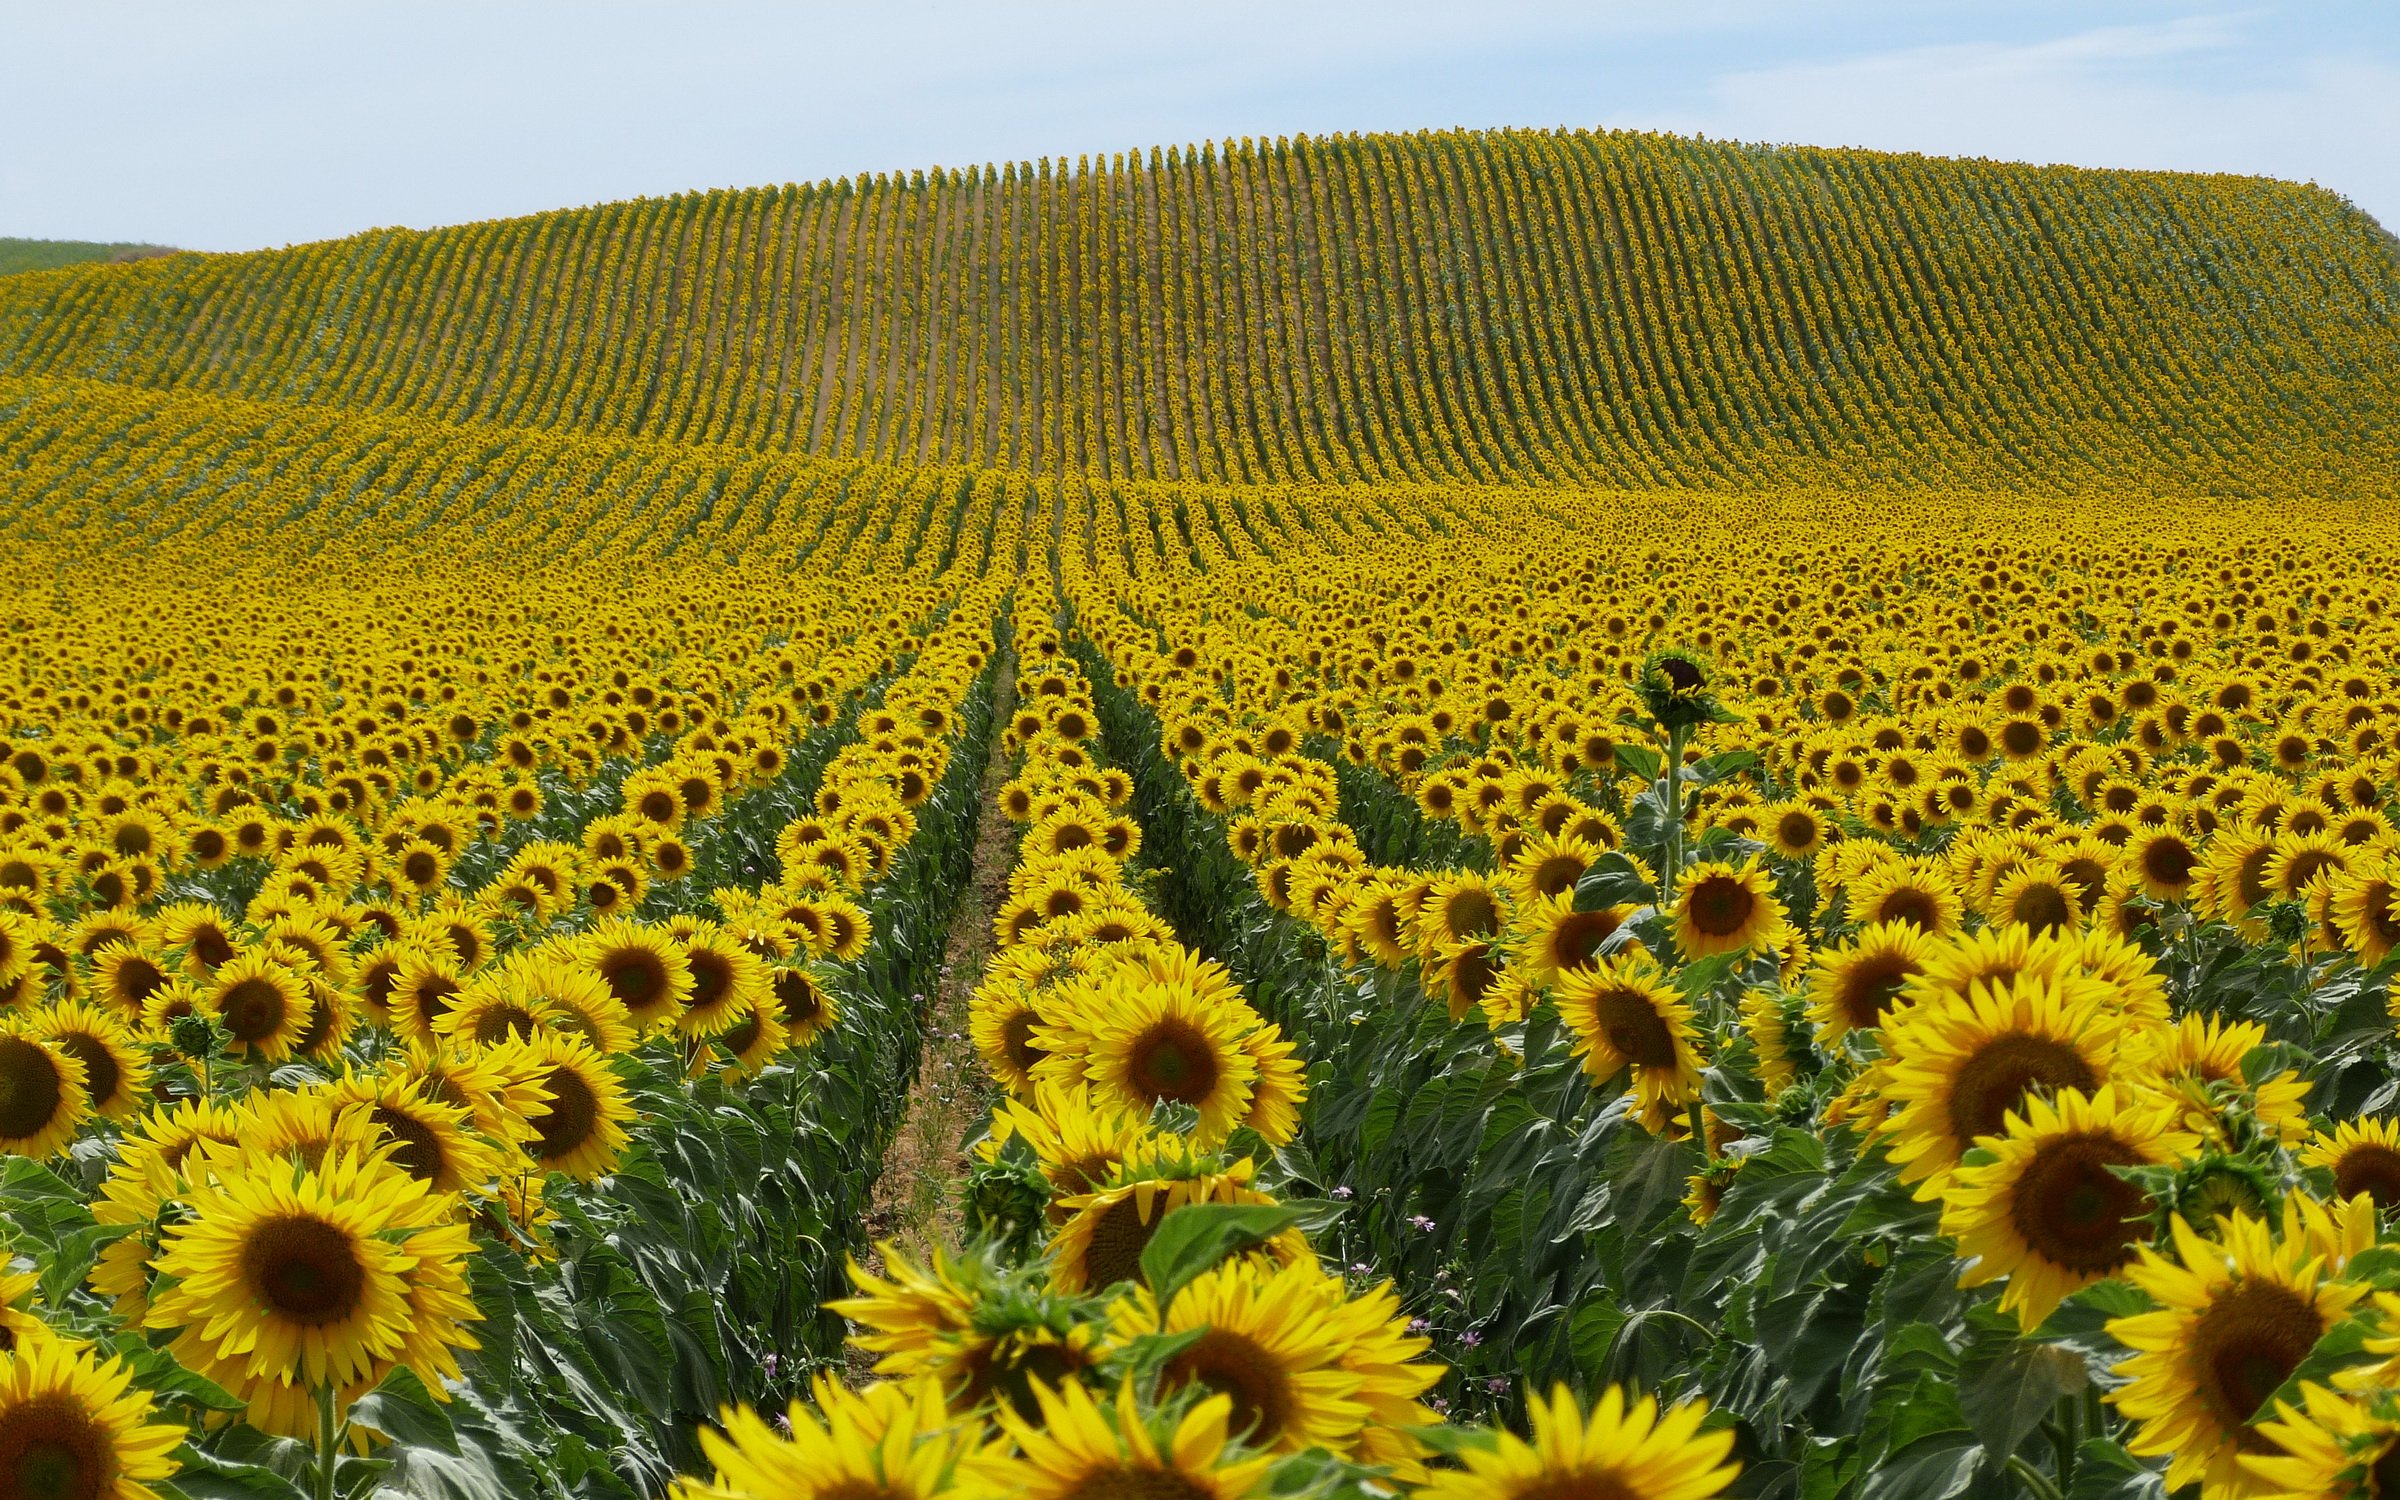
[{"xmin": 652, "ymin": 611, "xmax": 1740, "ymax": 1500}]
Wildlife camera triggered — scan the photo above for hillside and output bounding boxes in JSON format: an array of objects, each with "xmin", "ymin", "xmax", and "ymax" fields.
[
  {"xmin": 0, "ymin": 127, "xmax": 2392, "ymax": 496},
  {"xmin": 0, "ymin": 235, "xmax": 176, "ymax": 276}
]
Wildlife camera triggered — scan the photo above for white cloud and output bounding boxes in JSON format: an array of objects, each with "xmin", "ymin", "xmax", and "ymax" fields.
[{"xmin": 1624, "ymin": 16, "xmax": 2400, "ymax": 225}]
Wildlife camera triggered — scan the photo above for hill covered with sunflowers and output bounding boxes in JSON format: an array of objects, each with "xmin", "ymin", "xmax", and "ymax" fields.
[{"xmin": 0, "ymin": 125, "xmax": 2397, "ymax": 1500}]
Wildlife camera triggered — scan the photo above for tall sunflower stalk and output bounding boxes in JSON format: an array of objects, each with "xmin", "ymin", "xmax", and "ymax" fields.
[{"xmin": 1637, "ymin": 647, "xmax": 1732, "ymax": 1162}]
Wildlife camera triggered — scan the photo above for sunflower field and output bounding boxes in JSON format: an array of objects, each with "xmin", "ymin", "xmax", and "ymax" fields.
[{"xmin": 0, "ymin": 125, "xmax": 2398, "ymax": 1500}]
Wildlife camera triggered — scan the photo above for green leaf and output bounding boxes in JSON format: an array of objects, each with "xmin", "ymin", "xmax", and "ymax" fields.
[
  {"xmin": 1958, "ymin": 1313, "xmax": 2088, "ymax": 1459},
  {"xmin": 163, "ymin": 1445, "xmax": 311, "ymax": 1500},
  {"xmin": 1572, "ymin": 852, "xmax": 1658, "ymax": 911},
  {"xmin": 2064, "ymin": 1439, "xmax": 2167, "ymax": 1500},
  {"xmin": 1685, "ymin": 749, "xmax": 1761, "ymax": 786},
  {"xmin": 349, "ymin": 1367, "xmax": 459, "ymax": 1455},
  {"xmin": 1859, "ymin": 1432, "xmax": 1983, "ymax": 1500},
  {"xmin": 1137, "ymin": 1202, "xmax": 1305, "ymax": 1304},
  {"xmin": 1614, "ymin": 743, "xmax": 1663, "ymax": 782}
]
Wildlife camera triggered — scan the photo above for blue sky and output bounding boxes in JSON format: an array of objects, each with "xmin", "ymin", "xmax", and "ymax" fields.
[{"xmin": 4, "ymin": 1, "xmax": 2394, "ymax": 252}]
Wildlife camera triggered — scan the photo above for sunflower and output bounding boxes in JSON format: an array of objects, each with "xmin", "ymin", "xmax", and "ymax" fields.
[
  {"xmin": 1111, "ymin": 1257, "xmax": 1375, "ymax": 1454},
  {"xmin": 203, "ymin": 948, "xmax": 315, "ymax": 1062},
  {"xmin": 1738, "ymin": 989, "xmax": 1803, "ymax": 1093},
  {"xmin": 1991, "ymin": 860, "xmax": 2086, "ymax": 936},
  {"xmin": 507, "ymin": 1031, "xmax": 634, "ymax": 1180},
  {"xmin": 1415, "ymin": 1382, "xmax": 1739, "ymax": 1500},
  {"xmin": 329, "ymin": 1073, "xmax": 504, "ymax": 1195},
  {"xmin": 2331, "ymin": 865, "xmax": 2400, "ymax": 967},
  {"xmin": 2303, "ymin": 1117, "xmax": 2400, "ymax": 1213},
  {"xmin": 0, "ymin": 1336, "xmax": 184, "ymax": 1500},
  {"xmin": 1877, "ymin": 972, "xmax": 2127, "ymax": 1197},
  {"xmin": 386, "ymin": 945, "xmax": 467, "ymax": 1050},
  {"xmin": 701, "ymin": 992, "xmax": 788, "ymax": 1080},
  {"xmin": 2266, "ymin": 829, "xmax": 2349, "ymax": 902},
  {"xmin": 0, "ymin": 1268, "xmax": 46, "ymax": 1356},
  {"xmin": 671, "ymin": 1374, "xmax": 1000, "ymax": 1500},
  {"xmin": 146, "ymin": 1147, "xmax": 482, "ymax": 1438},
  {"xmin": 990, "ymin": 1082, "xmax": 1162, "ymax": 1214},
  {"xmin": 970, "ymin": 982, "xmax": 1052, "ymax": 1097},
  {"xmin": 2201, "ymin": 830, "xmax": 2278, "ymax": 937},
  {"xmin": 1845, "ymin": 856, "xmax": 1963, "ymax": 936},
  {"xmin": 1051, "ymin": 969, "xmax": 1260, "ymax": 1146},
  {"xmin": 2245, "ymin": 1383, "xmax": 2400, "ymax": 1500},
  {"xmin": 2109, "ymin": 1210, "xmax": 2363, "ymax": 1499},
  {"xmin": 1511, "ymin": 892, "xmax": 1638, "ymax": 988},
  {"xmin": 1552, "ymin": 956, "xmax": 1706, "ymax": 1127},
  {"xmin": 32, "ymin": 1001, "xmax": 148, "ymax": 1119},
  {"xmin": 1806, "ymin": 920, "xmax": 1935, "ymax": 1042},
  {"xmin": 675, "ymin": 923, "xmax": 770, "ymax": 1040},
  {"xmin": 1418, "ymin": 871, "xmax": 1504, "ymax": 957},
  {"xmin": 579, "ymin": 918, "xmax": 693, "ymax": 1032},
  {"xmin": 768, "ymin": 964, "xmax": 839, "ymax": 1052},
  {"xmin": 1046, "ymin": 1155, "xmax": 1299, "ymax": 1294},
  {"xmin": 1507, "ymin": 832, "xmax": 1604, "ymax": 905},
  {"xmin": 2127, "ymin": 824, "xmax": 2204, "ymax": 902},
  {"xmin": 1671, "ymin": 860, "xmax": 1782, "ymax": 959},
  {"xmin": 0, "ymin": 1031, "xmax": 90, "ymax": 1158},
  {"xmin": 440, "ymin": 971, "xmax": 557, "ymax": 1049},
  {"xmin": 90, "ymin": 943, "xmax": 172, "ymax": 1020},
  {"xmin": 991, "ymin": 1377, "xmax": 1276, "ymax": 1500},
  {"xmin": 502, "ymin": 952, "xmax": 637, "ymax": 1054},
  {"xmin": 830, "ymin": 1245, "xmax": 980, "ymax": 1372},
  {"xmin": 1766, "ymin": 802, "xmax": 1828, "ymax": 860},
  {"xmin": 1238, "ymin": 1022, "xmax": 1306, "ymax": 1147},
  {"xmin": 1940, "ymin": 1086, "xmax": 2195, "ymax": 1330}
]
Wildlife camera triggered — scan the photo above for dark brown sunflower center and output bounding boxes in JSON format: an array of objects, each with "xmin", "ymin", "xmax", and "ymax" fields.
[
  {"xmin": 2005, "ymin": 1131, "xmax": 2148, "ymax": 1274},
  {"xmin": 1450, "ymin": 944, "xmax": 1496, "ymax": 1009},
  {"xmin": 2280, "ymin": 850, "xmax": 2339, "ymax": 896},
  {"xmin": 473, "ymin": 1004, "xmax": 541, "ymax": 1045},
  {"xmin": 604, "ymin": 948, "xmax": 668, "ymax": 1010},
  {"xmin": 217, "ymin": 977, "xmax": 291, "ymax": 1042},
  {"xmin": 50, "ymin": 1035, "xmax": 118, "ymax": 1112},
  {"xmin": 1514, "ymin": 1472, "xmax": 1644, "ymax": 1500},
  {"xmin": 113, "ymin": 956, "xmax": 167, "ymax": 1005},
  {"xmin": 1946, "ymin": 1034, "xmax": 2098, "ymax": 1146},
  {"xmin": 1687, "ymin": 875, "xmax": 1756, "ymax": 937},
  {"xmin": 685, "ymin": 951, "xmax": 731, "ymax": 1012},
  {"xmin": 1128, "ymin": 1019, "xmax": 1220, "ymax": 1105},
  {"xmin": 2141, "ymin": 839, "xmax": 2197, "ymax": 888},
  {"xmin": 2193, "ymin": 1281, "xmax": 2324, "ymax": 1440},
  {"xmin": 532, "ymin": 1066, "xmax": 600, "ymax": 1161},
  {"xmin": 1548, "ymin": 910, "xmax": 1621, "ymax": 974},
  {"xmin": 371, "ymin": 1105, "xmax": 447, "ymax": 1184},
  {"xmin": 0, "ymin": 1038, "xmax": 66, "ymax": 1140},
  {"xmin": 1056, "ymin": 1467, "xmax": 1216, "ymax": 1500},
  {"xmin": 2010, "ymin": 882, "xmax": 2075, "ymax": 934},
  {"xmin": 1000, "ymin": 1011, "xmax": 1045, "ymax": 1075},
  {"xmin": 0, "ymin": 1392, "xmax": 110, "ymax": 1500},
  {"xmin": 1530, "ymin": 854, "xmax": 1583, "ymax": 898},
  {"xmin": 1442, "ymin": 888, "xmax": 1498, "ymax": 940},
  {"xmin": 774, "ymin": 970, "xmax": 825, "ymax": 1030},
  {"xmin": 1873, "ymin": 887, "xmax": 1941, "ymax": 932},
  {"xmin": 2369, "ymin": 1438, "xmax": 2400, "ymax": 1497},
  {"xmin": 242, "ymin": 1214, "xmax": 368, "ymax": 1325},
  {"xmin": 1839, "ymin": 954, "xmax": 1920, "ymax": 1032},
  {"xmin": 411, "ymin": 975, "xmax": 460, "ymax": 1030},
  {"xmin": 1778, "ymin": 812, "xmax": 1818, "ymax": 848},
  {"xmin": 1081, "ymin": 1194, "xmax": 1162, "ymax": 1289},
  {"xmin": 1167, "ymin": 1328, "xmax": 1294, "ymax": 1444},
  {"xmin": 2334, "ymin": 1145, "xmax": 2400, "ymax": 1210},
  {"xmin": 965, "ymin": 1335, "xmax": 1093, "ymax": 1425},
  {"xmin": 719, "ymin": 1015, "xmax": 761, "ymax": 1055},
  {"xmin": 1595, "ymin": 986, "xmax": 1679, "ymax": 1069}
]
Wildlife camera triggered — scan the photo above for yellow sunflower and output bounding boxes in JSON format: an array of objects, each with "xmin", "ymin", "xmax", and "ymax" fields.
[
  {"xmin": 671, "ymin": 1374, "xmax": 1001, "ymax": 1500},
  {"xmin": 2330, "ymin": 864, "xmax": 2400, "ymax": 967},
  {"xmin": 1939, "ymin": 1085, "xmax": 2196, "ymax": 1330},
  {"xmin": 991, "ymin": 1377, "xmax": 1276, "ymax": 1500},
  {"xmin": 0, "ymin": 1267, "xmax": 48, "ymax": 1355},
  {"xmin": 31, "ymin": 1001, "xmax": 148, "ymax": 1120},
  {"xmin": 507, "ymin": 1031, "xmax": 635, "ymax": 1180},
  {"xmin": 2110, "ymin": 1210, "xmax": 2363, "ymax": 1499},
  {"xmin": 1877, "ymin": 972, "xmax": 2127, "ymax": 1197},
  {"xmin": 1552, "ymin": 956, "xmax": 1706, "ymax": 1128},
  {"xmin": 1048, "ymin": 969, "xmax": 1260, "ymax": 1146},
  {"xmin": 1671, "ymin": 859, "xmax": 1782, "ymax": 959},
  {"xmin": 1845, "ymin": 855, "xmax": 1964, "ymax": 936},
  {"xmin": 0, "ymin": 1030, "xmax": 90, "ymax": 1158},
  {"xmin": 579, "ymin": 918, "xmax": 693, "ymax": 1033},
  {"xmin": 1414, "ymin": 1382, "xmax": 1739, "ymax": 1500},
  {"xmin": 2245, "ymin": 1383, "xmax": 2400, "ymax": 1500},
  {"xmin": 1109, "ymin": 1257, "xmax": 1428, "ymax": 1460},
  {"xmin": 1046, "ymin": 1154, "xmax": 1301, "ymax": 1294},
  {"xmin": 674, "ymin": 923, "xmax": 771, "ymax": 1040},
  {"xmin": 146, "ymin": 1147, "xmax": 482, "ymax": 1438},
  {"xmin": 2303, "ymin": 1117, "xmax": 2400, "ymax": 1214},
  {"xmin": 0, "ymin": 1336, "xmax": 185, "ymax": 1500},
  {"xmin": 203, "ymin": 948, "xmax": 315, "ymax": 1062},
  {"xmin": 329, "ymin": 1073, "xmax": 505, "ymax": 1196},
  {"xmin": 1806, "ymin": 920, "xmax": 1935, "ymax": 1042}
]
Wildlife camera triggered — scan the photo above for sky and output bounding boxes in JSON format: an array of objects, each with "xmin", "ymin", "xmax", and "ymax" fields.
[{"xmin": 3, "ymin": 1, "xmax": 2395, "ymax": 254}]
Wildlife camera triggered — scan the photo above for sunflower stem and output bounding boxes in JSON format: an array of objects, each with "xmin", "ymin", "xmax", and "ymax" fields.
[
  {"xmin": 2004, "ymin": 1454, "xmax": 2062, "ymax": 1500},
  {"xmin": 1660, "ymin": 722, "xmax": 1691, "ymax": 905},
  {"xmin": 314, "ymin": 1380, "xmax": 338, "ymax": 1500},
  {"xmin": 1687, "ymin": 1097, "xmax": 1713, "ymax": 1163}
]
